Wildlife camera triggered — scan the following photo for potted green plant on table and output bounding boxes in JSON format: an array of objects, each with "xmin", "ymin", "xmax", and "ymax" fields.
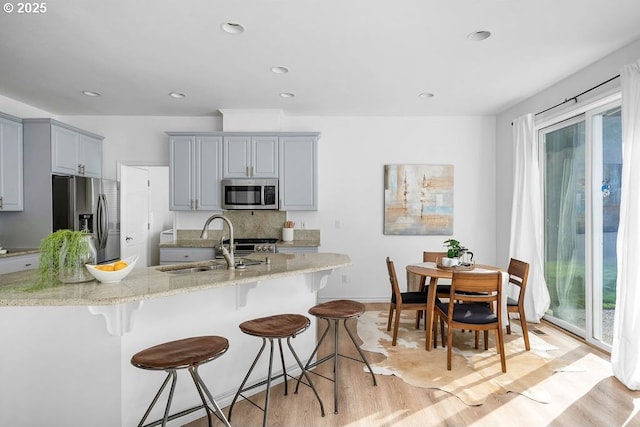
[
  {"xmin": 442, "ymin": 239, "xmax": 473, "ymax": 267},
  {"xmin": 38, "ymin": 229, "xmax": 97, "ymax": 285}
]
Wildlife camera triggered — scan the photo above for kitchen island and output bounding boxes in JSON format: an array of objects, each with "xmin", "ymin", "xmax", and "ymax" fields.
[{"xmin": 0, "ymin": 252, "xmax": 351, "ymax": 427}]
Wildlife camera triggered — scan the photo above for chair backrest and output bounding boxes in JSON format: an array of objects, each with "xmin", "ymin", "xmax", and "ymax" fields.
[
  {"xmin": 449, "ymin": 271, "xmax": 502, "ymax": 306},
  {"xmin": 385, "ymin": 257, "xmax": 402, "ymax": 301},
  {"xmin": 507, "ymin": 258, "xmax": 530, "ymax": 304},
  {"xmin": 423, "ymin": 251, "xmax": 447, "ymax": 263}
]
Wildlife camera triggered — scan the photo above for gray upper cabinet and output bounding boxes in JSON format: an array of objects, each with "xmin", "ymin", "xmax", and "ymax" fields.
[
  {"xmin": 223, "ymin": 135, "xmax": 278, "ymax": 178},
  {"xmin": 50, "ymin": 123, "xmax": 103, "ymax": 178},
  {"xmin": 279, "ymin": 135, "xmax": 318, "ymax": 211},
  {"xmin": 169, "ymin": 134, "xmax": 223, "ymax": 211},
  {"xmin": 0, "ymin": 113, "xmax": 24, "ymax": 211}
]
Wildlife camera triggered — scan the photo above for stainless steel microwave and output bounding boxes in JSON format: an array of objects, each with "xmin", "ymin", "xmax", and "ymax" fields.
[{"xmin": 221, "ymin": 178, "xmax": 279, "ymax": 210}]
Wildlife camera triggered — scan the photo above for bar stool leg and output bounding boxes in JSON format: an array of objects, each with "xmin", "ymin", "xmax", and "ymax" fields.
[
  {"xmin": 136, "ymin": 370, "xmax": 178, "ymax": 427},
  {"xmin": 228, "ymin": 337, "xmax": 268, "ymax": 422},
  {"xmin": 343, "ymin": 318, "xmax": 377, "ymax": 386},
  {"xmin": 286, "ymin": 336, "xmax": 326, "ymax": 417},
  {"xmin": 262, "ymin": 338, "xmax": 275, "ymax": 427},
  {"xmin": 278, "ymin": 338, "xmax": 288, "ymax": 396},
  {"xmin": 333, "ymin": 319, "xmax": 339, "ymax": 413},
  {"xmin": 189, "ymin": 366, "xmax": 231, "ymax": 427},
  {"xmin": 294, "ymin": 318, "xmax": 331, "ymax": 394}
]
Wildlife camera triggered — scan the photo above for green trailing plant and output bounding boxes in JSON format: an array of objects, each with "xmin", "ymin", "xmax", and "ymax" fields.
[
  {"xmin": 443, "ymin": 238, "xmax": 467, "ymax": 258},
  {"xmin": 37, "ymin": 229, "xmax": 92, "ymax": 286}
]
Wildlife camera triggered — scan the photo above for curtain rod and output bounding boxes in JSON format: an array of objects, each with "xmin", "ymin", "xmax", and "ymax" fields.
[
  {"xmin": 510, "ymin": 74, "xmax": 621, "ymax": 125},
  {"xmin": 534, "ymin": 74, "xmax": 621, "ymax": 116}
]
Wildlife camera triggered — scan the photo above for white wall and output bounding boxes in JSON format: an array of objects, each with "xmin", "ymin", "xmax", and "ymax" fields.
[
  {"xmin": 281, "ymin": 116, "xmax": 497, "ymax": 301},
  {"xmin": 495, "ymin": 38, "xmax": 640, "ymax": 264}
]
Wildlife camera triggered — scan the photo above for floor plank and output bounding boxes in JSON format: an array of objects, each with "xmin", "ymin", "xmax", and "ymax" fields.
[{"xmin": 185, "ymin": 303, "xmax": 640, "ymax": 427}]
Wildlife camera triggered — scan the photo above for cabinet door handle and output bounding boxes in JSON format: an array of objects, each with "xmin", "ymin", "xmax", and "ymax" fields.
[
  {"xmin": 82, "ymin": 164, "xmax": 86, "ymax": 174},
  {"xmin": 78, "ymin": 164, "xmax": 83, "ymax": 174},
  {"xmin": 0, "ymin": 196, "xmax": 3, "ymax": 209}
]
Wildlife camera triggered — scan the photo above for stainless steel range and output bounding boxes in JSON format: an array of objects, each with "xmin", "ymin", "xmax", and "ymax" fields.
[{"xmin": 220, "ymin": 238, "xmax": 278, "ymax": 258}]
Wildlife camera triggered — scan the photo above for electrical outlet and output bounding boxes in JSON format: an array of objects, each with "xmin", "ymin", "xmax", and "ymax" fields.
[
  {"xmin": 335, "ymin": 220, "xmax": 342, "ymax": 229},
  {"xmin": 300, "ymin": 221, "xmax": 306, "ymax": 229},
  {"xmin": 341, "ymin": 275, "xmax": 348, "ymax": 283}
]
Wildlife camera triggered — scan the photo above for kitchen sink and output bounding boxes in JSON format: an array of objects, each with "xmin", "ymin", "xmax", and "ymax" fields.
[{"xmin": 158, "ymin": 258, "xmax": 264, "ymax": 274}]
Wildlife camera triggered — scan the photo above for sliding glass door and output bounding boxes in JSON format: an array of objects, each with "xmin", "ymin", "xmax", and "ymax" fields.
[{"xmin": 540, "ymin": 99, "xmax": 621, "ymax": 351}]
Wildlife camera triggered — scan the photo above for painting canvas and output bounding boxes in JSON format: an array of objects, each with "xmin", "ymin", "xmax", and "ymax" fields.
[{"xmin": 384, "ymin": 164, "xmax": 453, "ymax": 235}]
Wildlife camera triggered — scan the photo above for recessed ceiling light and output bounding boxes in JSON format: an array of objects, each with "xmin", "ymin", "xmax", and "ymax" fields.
[
  {"xmin": 169, "ymin": 92, "xmax": 186, "ymax": 99},
  {"xmin": 82, "ymin": 90, "xmax": 101, "ymax": 97},
  {"xmin": 271, "ymin": 66, "xmax": 289, "ymax": 74},
  {"xmin": 418, "ymin": 92, "xmax": 435, "ymax": 99},
  {"xmin": 279, "ymin": 92, "xmax": 295, "ymax": 98},
  {"xmin": 467, "ymin": 30, "xmax": 491, "ymax": 41},
  {"xmin": 221, "ymin": 22, "xmax": 245, "ymax": 34}
]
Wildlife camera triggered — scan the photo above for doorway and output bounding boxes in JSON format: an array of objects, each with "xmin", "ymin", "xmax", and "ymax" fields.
[
  {"xmin": 540, "ymin": 97, "xmax": 621, "ymax": 351},
  {"xmin": 119, "ymin": 164, "xmax": 172, "ymax": 267}
]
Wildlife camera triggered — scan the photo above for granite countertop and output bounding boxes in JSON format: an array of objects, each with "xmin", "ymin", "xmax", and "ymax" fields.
[{"xmin": 0, "ymin": 252, "xmax": 350, "ymax": 307}]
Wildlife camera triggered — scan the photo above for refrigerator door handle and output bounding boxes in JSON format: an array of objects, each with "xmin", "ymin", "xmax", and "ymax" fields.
[{"xmin": 97, "ymin": 194, "xmax": 109, "ymax": 249}]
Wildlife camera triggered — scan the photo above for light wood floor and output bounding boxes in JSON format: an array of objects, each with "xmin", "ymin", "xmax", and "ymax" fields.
[{"xmin": 186, "ymin": 303, "xmax": 640, "ymax": 427}]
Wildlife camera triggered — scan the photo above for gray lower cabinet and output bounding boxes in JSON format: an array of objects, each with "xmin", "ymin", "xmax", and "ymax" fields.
[
  {"xmin": 159, "ymin": 247, "xmax": 216, "ymax": 265},
  {"xmin": 279, "ymin": 135, "xmax": 318, "ymax": 210},
  {"xmin": 276, "ymin": 246, "xmax": 319, "ymax": 254},
  {"xmin": 0, "ymin": 253, "xmax": 39, "ymax": 274},
  {"xmin": 168, "ymin": 135, "xmax": 223, "ymax": 211},
  {"xmin": 0, "ymin": 113, "xmax": 24, "ymax": 211}
]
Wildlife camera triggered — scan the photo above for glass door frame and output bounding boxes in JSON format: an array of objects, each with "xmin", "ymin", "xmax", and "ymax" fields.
[{"xmin": 537, "ymin": 91, "xmax": 621, "ymax": 352}]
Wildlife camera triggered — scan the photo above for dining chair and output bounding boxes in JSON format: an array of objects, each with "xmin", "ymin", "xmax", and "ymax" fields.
[
  {"xmin": 505, "ymin": 258, "xmax": 531, "ymax": 350},
  {"xmin": 416, "ymin": 251, "xmax": 450, "ymax": 335},
  {"xmin": 386, "ymin": 257, "xmax": 437, "ymax": 346},
  {"xmin": 418, "ymin": 251, "xmax": 451, "ymax": 295},
  {"xmin": 435, "ymin": 271, "xmax": 506, "ymax": 372}
]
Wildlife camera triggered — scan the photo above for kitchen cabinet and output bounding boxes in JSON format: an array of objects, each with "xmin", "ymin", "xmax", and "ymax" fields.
[
  {"xmin": 0, "ymin": 113, "xmax": 23, "ymax": 211},
  {"xmin": 223, "ymin": 135, "xmax": 278, "ymax": 178},
  {"xmin": 51, "ymin": 123, "xmax": 103, "ymax": 178},
  {"xmin": 168, "ymin": 134, "xmax": 223, "ymax": 211},
  {"xmin": 0, "ymin": 253, "xmax": 39, "ymax": 274},
  {"xmin": 279, "ymin": 135, "xmax": 318, "ymax": 210},
  {"xmin": 159, "ymin": 247, "xmax": 216, "ymax": 265}
]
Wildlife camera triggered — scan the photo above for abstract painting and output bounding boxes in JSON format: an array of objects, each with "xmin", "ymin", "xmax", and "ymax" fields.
[{"xmin": 384, "ymin": 164, "xmax": 454, "ymax": 235}]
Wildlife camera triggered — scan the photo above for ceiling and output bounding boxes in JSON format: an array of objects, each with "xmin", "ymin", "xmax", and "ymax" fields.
[{"xmin": 2, "ymin": 0, "xmax": 640, "ymax": 117}]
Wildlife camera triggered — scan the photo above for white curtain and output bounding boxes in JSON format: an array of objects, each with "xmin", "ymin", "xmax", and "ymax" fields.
[
  {"xmin": 612, "ymin": 59, "xmax": 640, "ymax": 389},
  {"xmin": 509, "ymin": 114, "xmax": 550, "ymax": 323}
]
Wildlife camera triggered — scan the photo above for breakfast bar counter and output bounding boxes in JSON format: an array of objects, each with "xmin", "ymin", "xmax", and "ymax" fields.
[
  {"xmin": 0, "ymin": 252, "xmax": 351, "ymax": 427},
  {"xmin": 0, "ymin": 252, "xmax": 349, "ymax": 306}
]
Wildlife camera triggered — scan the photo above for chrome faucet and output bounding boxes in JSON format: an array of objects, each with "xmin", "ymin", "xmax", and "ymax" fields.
[{"xmin": 200, "ymin": 214, "xmax": 235, "ymax": 269}]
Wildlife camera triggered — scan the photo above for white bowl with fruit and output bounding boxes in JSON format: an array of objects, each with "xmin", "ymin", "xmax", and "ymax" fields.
[{"xmin": 85, "ymin": 255, "xmax": 139, "ymax": 284}]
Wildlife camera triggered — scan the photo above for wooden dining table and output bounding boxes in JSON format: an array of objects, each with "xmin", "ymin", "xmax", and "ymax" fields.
[{"xmin": 405, "ymin": 261, "xmax": 507, "ymax": 351}]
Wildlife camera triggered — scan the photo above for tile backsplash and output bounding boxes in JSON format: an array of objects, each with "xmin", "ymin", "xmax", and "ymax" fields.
[{"xmin": 176, "ymin": 211, "xmax": 319, "ymax": 242}]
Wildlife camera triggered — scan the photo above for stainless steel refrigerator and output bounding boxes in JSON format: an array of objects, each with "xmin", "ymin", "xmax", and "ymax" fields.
[{"xmin": 52, "ymin": 175, "xmax": 120, "ymax": 264}]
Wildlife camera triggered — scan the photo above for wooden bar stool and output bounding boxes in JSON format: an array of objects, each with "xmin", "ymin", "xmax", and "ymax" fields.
[
  {"xmin": 228, "ymin": 313, "xmax": 325, "ymax": 427},
  {"xmin": 296, "ymin": 300, "xmax": 377, "ymax": 413},
  {"xmin": 130, "ymin": 335, "xmax": 231, "ymax": 427}
]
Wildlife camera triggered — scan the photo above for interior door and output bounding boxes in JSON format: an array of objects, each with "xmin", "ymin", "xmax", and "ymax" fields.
[{"xmin": 120, "ymin": 165, "xmax": 149, "ymax": 268}]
